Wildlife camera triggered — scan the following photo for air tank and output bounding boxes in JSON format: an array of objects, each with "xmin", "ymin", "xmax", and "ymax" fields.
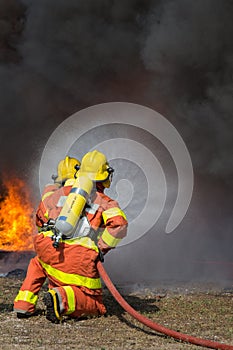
[{"xmin": 55, "ymin": 173, "xmax": 93, "ymax": 237}]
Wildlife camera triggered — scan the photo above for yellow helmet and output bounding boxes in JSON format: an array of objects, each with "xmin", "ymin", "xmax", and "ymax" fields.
[
  {"xmin": 79, "ymin": 150, "xmax": 114, "ymax": 182},
  {"xmin": 56, "ymin": 156, "xmax": 81, "ymax": 182}
]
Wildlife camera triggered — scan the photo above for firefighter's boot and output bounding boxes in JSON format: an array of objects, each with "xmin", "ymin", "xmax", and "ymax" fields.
[{"xmin": 43, "ymin": 289, "xmax": 62, "ymax": 323}]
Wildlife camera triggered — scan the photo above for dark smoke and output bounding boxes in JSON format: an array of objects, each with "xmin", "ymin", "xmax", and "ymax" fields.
[
  {"xmin": 0, "ymin": 0, "xmax": 232, "ymax": 285},
  {"xmin": 141, "ymin": 0, "xmax": 233, "ymax": 180}
]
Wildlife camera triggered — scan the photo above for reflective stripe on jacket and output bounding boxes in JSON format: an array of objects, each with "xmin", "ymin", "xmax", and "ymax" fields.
[
  {"xmin": 88, "ymin": 192, "xmax": 128, "ymax": 252},
  {"xmin": 36, "ymin": 180, "xmax": 74, "ymax": 227},
  {"xmin": 34, "ymin": 233, "xmax": 102, "ymax": 294},
  {"xmin": 34, "ymin": 182, "xmax": 127, "ymax": 293},
  {"xmin": 37, "ymin": 182, "xmax": 128, "ymax": 250}
]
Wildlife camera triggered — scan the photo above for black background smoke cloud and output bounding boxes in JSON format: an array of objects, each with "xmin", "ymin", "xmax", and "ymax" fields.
[
  {"xmin": 0, "ymin": 0, "xmax": 232, "ymax": 284},
  {"xmin": 0, "ymin": 0, "xmax": 232, "ymax": 181}
]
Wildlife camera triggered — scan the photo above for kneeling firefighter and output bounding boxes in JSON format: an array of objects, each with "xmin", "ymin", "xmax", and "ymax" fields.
[{"xmin": 14, "ymin": 151, "xmax": 128, "ymax": 323}]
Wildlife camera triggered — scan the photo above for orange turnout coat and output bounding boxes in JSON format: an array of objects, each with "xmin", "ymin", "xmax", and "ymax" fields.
[{"xmin": 14, "ymin": 180, "xmax": 128, "ymax": 318}]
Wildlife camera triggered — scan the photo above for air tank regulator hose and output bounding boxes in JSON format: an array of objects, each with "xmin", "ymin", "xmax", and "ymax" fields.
[{"xmin": 97, "ymin": 261, "xmax": 233, "ymax": 350}]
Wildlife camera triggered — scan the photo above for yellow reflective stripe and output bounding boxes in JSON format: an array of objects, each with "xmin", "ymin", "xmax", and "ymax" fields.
[
  {"xmin": 42, "ymin": 191, "xmax": 54, "ymax": 201},
  {"xmin": 63, "ymin": 286, "xmax": 75, "ymax": 315},
  {"xmin": 14, "ymin": 290, "xmax": 38, "ymax": 305},
  {"xmin": 40, "ymin": 230, "xmax": 54, "ymax": 238},
  {"xmin": 102, "ymin": 207, "xmax": 127, "ymax": 223},
  {"xmin": 40, "ymin": 231, "xmax": 99, "ymax": 252},
  {"xmin": 44, "ymin": 210, "xmax": 49, "ymax": 219},
  {"xmin": 101, "ymin": 228, "xmax": 122, "ymax": 247},
  {"xmin": 39, "ymin": 259, "xmax": 101, "ymax": 289},
  {"xmin": 64, "ymin": 236, "xmax": 99, "ymax": 252}
]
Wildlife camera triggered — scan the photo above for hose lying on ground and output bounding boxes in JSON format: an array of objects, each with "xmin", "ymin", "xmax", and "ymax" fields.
[{"xmin": 97, "ymin": 261, "xmax": 233, "ymax": 350}]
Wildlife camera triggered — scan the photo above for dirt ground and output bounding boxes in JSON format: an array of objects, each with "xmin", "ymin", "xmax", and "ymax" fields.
[{"xmin": 0, "ymin": 271, "xmax": 232, "ymax": 350}]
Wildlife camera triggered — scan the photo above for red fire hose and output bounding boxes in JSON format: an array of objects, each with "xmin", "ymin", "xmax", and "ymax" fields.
[{"xmin": 97, "ymin": 261, "xmax": 233, "ymax": 350}]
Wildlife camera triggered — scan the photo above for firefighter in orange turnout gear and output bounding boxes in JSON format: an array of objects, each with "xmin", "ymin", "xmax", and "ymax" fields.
[{"xmin": 14, "ymin": 152, "xmax": 128, "ymax": 322}]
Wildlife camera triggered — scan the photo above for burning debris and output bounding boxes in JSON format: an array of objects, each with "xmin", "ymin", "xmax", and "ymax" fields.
[{"xmin": 0, "ymin": 175, "xmax": 35, "ymax": 251}]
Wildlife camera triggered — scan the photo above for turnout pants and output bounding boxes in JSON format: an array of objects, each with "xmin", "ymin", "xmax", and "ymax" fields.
[{"xmin": 14, "ymin": 256, "xmax": 106, "ymax": 317}]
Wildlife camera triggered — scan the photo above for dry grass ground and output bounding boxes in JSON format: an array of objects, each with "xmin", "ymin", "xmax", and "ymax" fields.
[{"xmin": 0, "ymin": 273, "xmax": 232, "ymax": 350}]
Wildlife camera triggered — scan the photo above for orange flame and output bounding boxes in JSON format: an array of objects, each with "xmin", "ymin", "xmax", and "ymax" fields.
[{"xmin": 0, "ymin": 176, "xmax": 36, "ymax": 251}]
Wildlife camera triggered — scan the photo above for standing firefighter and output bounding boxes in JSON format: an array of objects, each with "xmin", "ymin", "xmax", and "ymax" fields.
[{"xmin": 14, "ymin": 151, "xmax": 128, "ymax": 323}]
